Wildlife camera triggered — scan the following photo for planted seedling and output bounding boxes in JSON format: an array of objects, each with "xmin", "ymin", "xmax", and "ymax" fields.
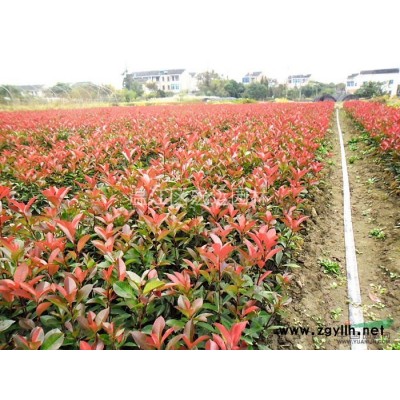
[
  {"xmin": 319, "ymin": 258, "xmax": 341, "ymax": 276},
  {"xmin": 313, "ymin": 336, "xmax": 326, "ymax": 350},
  {"xmin": 366, "ymin": 177, "xmax": 378, "ymax": 185},
  {"xmin": 369, "ymin": 228, "xmax": 385, "ymax": 240},
  {"xmin": 349, "ymin": 155, "xmax": 359, "ymax": 164},
  {"xmin": 348, "ymin": 143, "xmax": 358, "ymax": 151},
  {"xmin": 330, "ymin": 307, "xmax": 343, "ymax": 321}
]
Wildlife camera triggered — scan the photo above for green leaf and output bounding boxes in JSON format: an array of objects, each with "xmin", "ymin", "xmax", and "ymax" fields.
[
  {"xmin": 246, "ymin": 327, "xmax": 262, "ymax": 338},
  {"xmin": 241, "ymin": 335, "xmax": 254, "ymax": 345},
  {"xmin": 143, "ymin": 279, "xmax": 164, "ymax": 295},
  {"xmin": 77, "ymin": 284, "xmax": 93, "ymax": 303},
  {"xmin": 141, "ymin": 325, "xmax": 153, "ymax": 335},
  {"xmin": 126, "ymin": 271, "xmax": 141, "ymax": 286},
  {"xmin": 196, "ymin": 322, "xmax": 216, "ymax": 333},
  {"xmin": 166, "ymin": 319, "xmax": 186, "ymax": 329},
  {"xmin": 48, "ymin": 297, "xmax": 69, "ymax": 312},
  {"xmin": 113, "ymin": 281, "xmax": 136, "ymax": 299},
  {"xmin": 255, "ymin": 289, "xmax": 276, "ymax": 300},
  {"xmin": 223, "ymin": 285, "xmax": 238, "ymax": 296},
  {"xmin": 202, "ymin": 303, "xmax": 218, "ymax": 312},
  {"xmin": 275, "ymin": 251, "xmax": 283, "ymax": 266},
  {"xmin": 40, "ymin": 316, "xmax": 60, "ymax": 328},
  {"xmin": 0, "ymin": 320, "xmax": 15, "ymax": 332},
  {"xmin": 41, "ymin": 329, "xmax": 64, "ymax": 350}
]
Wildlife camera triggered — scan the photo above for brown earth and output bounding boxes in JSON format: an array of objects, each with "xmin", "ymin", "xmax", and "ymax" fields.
[
  {"xmin": 340, "ymin": 107, "xmax": 400, "ymax": 349},
  {"xmin": 273, "ymin": 106, "xmax": 400, "ymax": 350}
]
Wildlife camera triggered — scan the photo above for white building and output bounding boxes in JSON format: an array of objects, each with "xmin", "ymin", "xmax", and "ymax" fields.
[
  {"xmin": 346, "ymin": 68, "xmax": 400, "ymax": 96},
  {"xmin": 242, "ymin": 71, "xmax": 264, "ymax": 84},
  {"xmin": 16, "ymin": 85, "xmax": 45, "ymax": 97},
  {"xmin": 126, "ymin": 69, "xmax": 197, "ymax": 94},
  {"xmin": 286, "ymin": 74, "xmax": 311, "ymax": 88},
  {"xmin": 242, "ymin": 72, "xmax": 277, "ymax": 87}
]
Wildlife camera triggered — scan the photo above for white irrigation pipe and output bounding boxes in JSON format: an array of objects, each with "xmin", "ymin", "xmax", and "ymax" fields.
[{"xmin": 336, "ymin": 108, "xmax": 367, "ymax": 350}]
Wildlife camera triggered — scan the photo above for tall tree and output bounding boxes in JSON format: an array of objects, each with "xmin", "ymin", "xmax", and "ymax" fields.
[
  {"xmin": 46, "ymin": 82, "xmax": 71, "ymax": 97},
  {"xmin": 243, "ymin": 82, "xmax": 268, "ymax": 100},
  {"xmin": 224, "ymin": 80, "xmax": 245, "ymax": 98},
  {"xmin": 355, "ymin": 81, "xmax": 384, "ymax": 98},
  {"xmin": 0, "ymin": 85, "xmax": 21, "ymax": 102},
  {"xmin": 197, "ymin": 70, "xmax": 222, "ymax": 95}
]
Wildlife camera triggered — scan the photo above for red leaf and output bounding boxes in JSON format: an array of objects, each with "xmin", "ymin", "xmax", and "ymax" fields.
[
  {"xmin": 36, "ymin": 302, "xmax": 51, "ymax": 316},
  {"xmin": 205, "ymin": 339, "xmax": 220, "ymax": 350},
  {"xmin": 14, "ymin": 263, "xmax": 29, "ymax": 283},
  {"xmin": 79, "ymin": 341, "xmax": 93, "ymax": 350},
  {"xmin": 77, "ymin": 234, "xmax": 91, "ymax": 253},
  {"xmin": 95, "ymin": 308, "xmax": 110, "ymax": 327},
  {"xmin": 231, "ymin": 321, "xmax": 248, "ymax": 346},
  {"xmin": 152, "ymin": 316, "xmax": 166, "ymax": 342},
  {"xmin": 117, "ymin": 258, "xmax": 127, "ymax": 281},
  {"xmin": 131, "ymin": 331, "xmax": 153, "ymax": 350},
  {"xmin": 31, "ymin": 326, "xmax": 44, "ymax": 345},
  {"xmin": 64, "ymin": 276, "xmax": 77, "ymax": 295}
]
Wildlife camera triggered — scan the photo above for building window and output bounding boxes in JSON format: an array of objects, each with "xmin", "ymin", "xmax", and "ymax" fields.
[
  {"xmin": 242, "ymin": 77, "xmax": 250, "ymax": 83},
  {"xmin": 389, "ymin": 79, "xmax": 394, "ymax": 85},
  {"xmin": 171, "ymin": 84, "xmax": 180, "ymax": 90},
  {"xmin": 347, "ymin": 81, "xmax": 354, "ymax": 87}
]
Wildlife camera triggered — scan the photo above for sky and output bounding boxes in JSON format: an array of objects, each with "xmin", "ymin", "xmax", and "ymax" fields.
[{"xmin": 1, "ymin": 0, "xmax": 399, "ymax": 88}]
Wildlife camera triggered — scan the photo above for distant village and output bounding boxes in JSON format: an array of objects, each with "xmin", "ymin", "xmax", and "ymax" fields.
[{"xmin": 1, "ymin": 67, "xmax": 399, "ymax": 103}]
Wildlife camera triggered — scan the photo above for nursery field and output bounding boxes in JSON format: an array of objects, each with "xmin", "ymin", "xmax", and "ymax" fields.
[{"xmin": 0, "ymin": 102, "xmax": 335, "ymax": 349}]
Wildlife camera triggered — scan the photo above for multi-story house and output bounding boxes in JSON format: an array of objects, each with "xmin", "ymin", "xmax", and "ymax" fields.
[
  {"xmin": 242, "ymin": 71, "xmax": 265, "ymax": 84},
  {"xmin": 286, "ymin": 74, "xmax": 311, "ymax": 88},
  {"xmin": 125, "ymin": 69, "xmax": 197, "ymax": 94},
  {"xmin": 242, "ymin": 72, "xmax": 277, "ymax": 87},
  {"xmin": 346, "ymin": 68, "xmax": 400, "ymax": 96}
]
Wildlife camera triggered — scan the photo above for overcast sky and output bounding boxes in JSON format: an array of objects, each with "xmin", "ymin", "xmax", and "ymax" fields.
[{"xmin": 1, "ymin": 0, "xmax": 399, "ymax": 87}]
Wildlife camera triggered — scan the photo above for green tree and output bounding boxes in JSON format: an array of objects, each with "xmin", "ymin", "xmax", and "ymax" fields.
[
  {"xmin": 271, "ymin": 84, "xmax": 287, "ymax": 98},
  {"xmin": 145, "ymin": 82, "xmax": 158, "ymax": 92},
  {"xmin": 336, "ymin": 82, "xmax": 346, "ymax": 92},
  {"xmin": 46, "ymin": 82, "xmax": 72, "ymax": 97},
  {"xmin": 117, "ymin": 89, "xmax": 138, "ymax": 102},
  {"xmin": 224, "ymin": 80, "xmax": 245, "ymax": 98},
  {"xmin": 69, "ymin": 83, "xmax": 100, "ymax": 100},
  {"xmin": 243, "ymin": 82, "xmax": 268, "ymax": 100},
  {"xmin": 210, "ymin": 80, "xmax": 229, "ymax": 97},
  {"xmin": 286, "ymin": 87, "xmax": 301, "ymax": 100},
  {"xmin": 299, "ymin": 81, "xmax": 336, "ymax": 99},
  {"xmin": 197, "ymin": 70, "xmax": 222, "ymax": 95},
  {"xmin": 130, "ymin": 81, "xmax": 144, "ymax": 97},
  {"xmin": 123, "ymin": 74, "xmax": 144, "ymax": 97},
  {"xmin": 122, "ymin": 72, "xmax": 133, "ymax": 89},
  {"xmin": 0, "ymin": 85, "xmax": 21, "ymax": 102},
  {"xmin": 355, "ymin": 81, "xmax": 384, "ymax": 98}
]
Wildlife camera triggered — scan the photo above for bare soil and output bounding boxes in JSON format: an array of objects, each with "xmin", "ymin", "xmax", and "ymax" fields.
[
  {"xmin": 340, "ymin": 108, "xmax": 400, "ymax": 349},
  {"xmin": 273, "ymin": 106, "xmax": 400, "ymax": 350}
]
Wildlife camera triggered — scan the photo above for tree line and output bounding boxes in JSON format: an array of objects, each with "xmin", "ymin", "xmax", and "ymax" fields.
[
  {"xmin": 1, "ymin": 74, "xmax": 389, "ymax": 104},
  {"xmin": 123, "ymin": 70, "xmax": 346, "ymax": 101}
]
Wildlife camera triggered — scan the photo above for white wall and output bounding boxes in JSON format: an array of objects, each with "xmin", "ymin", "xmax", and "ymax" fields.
[{"xmin": 352, "ymin": 71, "xmax": 400, "ymax": 96}]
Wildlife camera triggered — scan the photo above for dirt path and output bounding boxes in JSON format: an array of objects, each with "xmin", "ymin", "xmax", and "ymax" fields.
[
  {"xmin": 339, "ymin": 107, "xmax": 400, "ymax": 349},
  {"xmin": 276, "ymin": 105, "xmax": 400, "ymax": 350},
  {"xmin": 276, "ymin": 109, "xmax": 350, "ymax": 350}
]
